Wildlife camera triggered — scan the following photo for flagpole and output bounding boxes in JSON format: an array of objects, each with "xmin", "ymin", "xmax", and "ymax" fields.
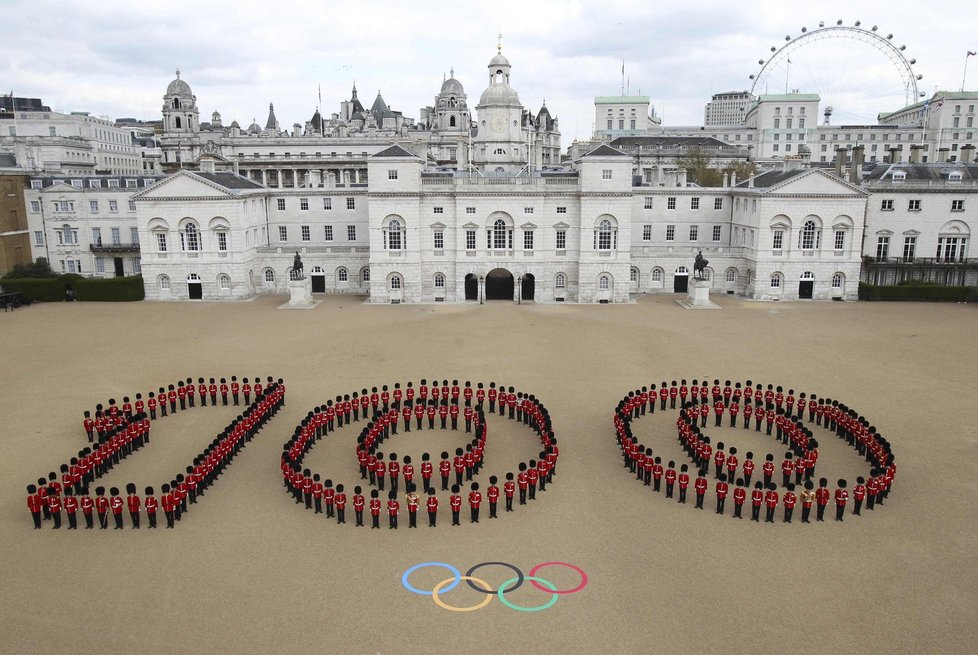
[{"xmin": 962, "ymin": 51, "xmax": 976, "ymax": 92}]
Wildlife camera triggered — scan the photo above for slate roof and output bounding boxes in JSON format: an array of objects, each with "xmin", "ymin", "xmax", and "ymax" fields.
[
  {"xmin": 611, "ymin": 136, "xmax": 733, "ymax": 149},
  {"xmin": 373, "ymin": 144, "xmax": 419, "ymax": 158},
  {"xmin": 581, "ymin": 144, "xmax": 629, "ymax": 157},
  {"xmin": 862, "ymin": 162, "xmax": 978, "ymax": 182},
  {"xmin": 194, "ymin": 172, "xmax": 265, "ymax": 190},
  {"xmin": 734, "ymin": 169, "xmax": 810, "ymax": 189}
]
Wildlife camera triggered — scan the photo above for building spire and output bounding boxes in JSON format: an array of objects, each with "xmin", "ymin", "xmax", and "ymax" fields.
[
  {"xmin": 175, "ymin": 68, "xmax": 180, "ymax": 79},
  {"xmin": 497, "ymin": 33, "xmax": 502, "ymax": 54}
]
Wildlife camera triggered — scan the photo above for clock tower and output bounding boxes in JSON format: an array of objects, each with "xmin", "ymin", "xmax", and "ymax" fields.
[{"xmin": 473, "ymin": 43, "xmax": 526, "ymax": 174}]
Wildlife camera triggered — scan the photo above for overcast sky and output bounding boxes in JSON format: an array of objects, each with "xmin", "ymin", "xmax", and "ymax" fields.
[{"xmin": 2, "ymin": 0, "xmax": 976, "ymax": 142}]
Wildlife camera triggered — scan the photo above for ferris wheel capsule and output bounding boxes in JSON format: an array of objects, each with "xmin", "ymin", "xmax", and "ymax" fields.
[
  {"xmin": 771, "ymin": 46, "xmax": 776, "ymax": 52},
  {"xmin": 872, "ymin": 25, "xmax": 878, "ymax": 31},
  {"xmin": 900, "ymin": 45, "xmax": 906, "ymax": 51},
  {"xmin": 855, "ymin": 20, "xmax": 861, "ymax": 26},
  {"xmin": 916, "ymin": 74, "xmax": 923, "ymax": 80},
  {"xmin": 785, "ymin": 35, "xmax": 791, "ymax": 41},
  {"xmin": 909, "ymin": 58, "xmax": 916, "ymax": 64},
  {"xmin": 801, "ymin": 27, "xmax": 807, "ymax": 33},
  {"xmin": 759, "ymin": 59, "xmax": 765, "ymax": 65},
  {"xmin": 887, "ymin": 33, "xmax": 893, "ymax": 39},
  {"xmin": 819, "ymin": 21, "xmax": 825, "ymax": 27},
  {"xmin": 749, "ymin": 74, "xmax": 755, "ymax": 80},
  {"xmin": 836, "ymin": 19, "xmax": 843, "ymax": 25}
]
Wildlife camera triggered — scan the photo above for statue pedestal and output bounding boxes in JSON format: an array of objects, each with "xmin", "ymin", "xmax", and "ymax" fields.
[
  {"xmin": 278, "ymin": 277, "xmax": 320, "ymax": 310},
  {"xmin": 675, "ymin": 278, "xmax": 721, "ymax": 310}
]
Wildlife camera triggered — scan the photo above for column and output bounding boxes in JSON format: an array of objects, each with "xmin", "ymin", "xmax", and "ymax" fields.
[
  {"xmin": 261, "ymin": 169, "xmax": 268, "ymax": 186},
  {"xmin": 293, "ymin": 169, "xmax": 299, "ymax": 188},
  {"xmin": 277, "ymin": 170, "xmax": 283, "ymax": 189}
]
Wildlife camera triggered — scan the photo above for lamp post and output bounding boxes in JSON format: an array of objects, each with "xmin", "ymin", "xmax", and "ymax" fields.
[
  {"xmin": 517, "ymin": 276, "xmax": 523, "ymax": 304},
  {"xmin": 479, "ymin": 275, "xmax": 484, "ymax": 304}
]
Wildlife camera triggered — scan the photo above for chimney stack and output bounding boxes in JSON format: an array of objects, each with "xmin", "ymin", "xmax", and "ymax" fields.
[
  {"xmin": 835, "ymin": 148, "xmax": 846, "ymax": 178},
  {"xmin": 850, "ymin": 146, "xmax": 865, "ymax": 184},
  {"xmin": 910, "ymin": 144, "xmax": 924, "ymax": 164},
  {"xmin": 722, "ymin": 173, "xmax": 729, "ymax": 188},
  {"xmin": 961, "ymin": 144, "xmax": 976, "ymax": 164},
  {"xmin": 730, "ymin": 171, "xmax": 737, "ymax": 187}
]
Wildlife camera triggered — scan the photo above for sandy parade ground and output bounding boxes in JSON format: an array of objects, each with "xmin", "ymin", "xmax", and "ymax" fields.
[{"xmin": 1, "ymin": 293, "xmax": 976, "ymax": 655}]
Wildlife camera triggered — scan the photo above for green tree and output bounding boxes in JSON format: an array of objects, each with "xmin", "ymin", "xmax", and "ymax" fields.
[{"xmin": 676, "ymin": 147, "xmax": 758, "ymax": 187}]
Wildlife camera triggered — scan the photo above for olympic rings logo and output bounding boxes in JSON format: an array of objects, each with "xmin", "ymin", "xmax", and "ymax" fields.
[{"xmin": 401, "ymin": 561, "xmax": 588, "ymax": 612}]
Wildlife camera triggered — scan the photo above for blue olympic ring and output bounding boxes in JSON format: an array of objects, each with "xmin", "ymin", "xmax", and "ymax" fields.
[{"xmin": 401, "ymin": 561, "xmax": 461, "ymax": 595}]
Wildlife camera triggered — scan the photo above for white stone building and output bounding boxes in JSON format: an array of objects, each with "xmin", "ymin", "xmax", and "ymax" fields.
[{"xmin": 704, "ymin": 91, "xmax": 755, "ymax": 127}]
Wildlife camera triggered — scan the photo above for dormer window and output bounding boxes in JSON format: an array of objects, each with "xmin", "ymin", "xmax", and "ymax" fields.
[
  {"xmin": 948, "ymin": 171, "xmax": 963, "ymax": 182},
  {"xmin": 892, "ymin": 171, "xmax": 906, "ymax": 183}
]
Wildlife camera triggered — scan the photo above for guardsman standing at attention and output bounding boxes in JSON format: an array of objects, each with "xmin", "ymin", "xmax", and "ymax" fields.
[
  {"xmin": 312, "ymin": 475, "xmax": 324, "ymax": 514},
  {"xmin": 353, "ymin": 486, "xmax": 365, "ymax": 527},
  {"xmin": 527, "ymin": 460, "xmax": 539, "ymax": 500},
  {"xmin": 334, "ymin": 485, "xmax": 347, "ymax": 524},
  {"xmin": 468, "ymin": 483, "xmax": 482, "ymax": 523},
  {"xmin": 220, "ymin": 378, "xmax": 229, "ymax": 406},
  {"xmin": 450, "ymin": 485, "xmax": 462, "ymax": 526},
  {"xmin": 323, "ymin": 480, "xmax": 336, "ymax": 518},
  {"xmin": 386, "ymin": 490, "xmax": 399, "ymax": 529},
  {"xmin": 427, "ymin": 402, "xmax": 437, "ymax": 430},
  {"xmin": 781, "ymin": 453, "xmax": 794, "ymax": 488},
  {"xmin": 487, "ymin": 476, "xmax": 500, "ymax": 518},
  {"xmin": 388, "ymin": 454, "xmax": 400, "ymax": 494},
  {"xmin": 208, "ymin": 377, "xmax": 218, "ymax": 405},
  {"xmin": 665, "ymin": 461, "xmax": 677, "ymax": 498},
  {"xmin": 439, "ymin": 452, "xmax": 451, "ymax": 491},
  {"xmin": 517, "ymin": 463, "xmax": 529, "ymax": 505},
  {"xmin": 764, "ymin": 484, "xmax": 779, "ymax": 523},
  {"xmin": 678, "ymin": 464, "xmax": 690, "ymax": 504},
  {"xmin": 159, "ymin": 485, "xmax": 174, "ymax": 529},
  {"xmin": 732, "ymin": 479, "xmax": 746, "ymax": 519},
  {"xmin": 415, "ymin": 401, "xmax": 425, "ymax": 430},
  {"xmin": 853, "ymin": 477, "xmax": 866, "ymax": 515},
  {"xmin": 800, "ymin": 480, "xmax": 815, "ymax": 523},
  {"xmin": 420, "ymin": 453, "xmax": 433, "ymax": 493},
  {"xmin": 369, "ymin": 490, "xmax": 381, "ymax": 529},
  {"xmin": 866, "ymin": 473, "xmax": 879, "ymax": 511},
  {"xmin": 815, "ymin": 478, "xmax": 830, "ymax": 522},
  {"xmin": 402, "ymin": 456, "xmax": 414, "ymax": 491},
  {"xmin": 715, "ymin": 475, "xmax": 729, "ymax": 514},
  {"xmin": 405, "ymin": 484, "xmax": 420, "ymax": 528},
  {"xmin": 426, "ymin": 489, "xmax": 439, "ymax": 527},
  {"xmin": 231, "ymin": 376, "xmax": 240, "ymax": 406},
  {"xmin": 504, "ymin": 473, "xmax": 516, "ymax": 512},
  {"xmin": 762, "ymin": 454, "xmax": 775, "ymax": 488},
  {"xmin": 109, "ymin": 487, "xmax": 124, "ymax": 529},
  {"xmin": 743, "ymin": 401, "xmax": 752, "ymax": 430},
  {"xmin": 80, "ymin": 487, "xmax": 94, "ymax": 529},
  {"xmin": 61, "ymin": 487, "xmax": 77, "ymax": 528},
  {"xmin": 835, "ymin": 479, "xmax": 849, "ymax": 521},
  {"xmin": 750, "ymin": 482, "xmax": 764, "ymax": 522},
  {"xmin": 83, "ymin": 411, "xmax": 95, "ymax": 443},
  {"xmin": 402, "ymin": 402, "xmax": 412, "ymax": 432},
  {"xmin": 453, "ymin": 448, "xmax": 465, "ymax": 488},
  {"xmin": 144, "ymin": 487, "xmax": 158, "ymax": 529},
  {"xmin": 27, "ymin": 485, "xmax": 43, "ymax": 529},
  {"xmin": 694, "ymin": 470, "xmax": 708, "ymax": 509},
  {"xmin": 782, "ymin": 484, "xmax": 797, "ymax": 523},
  {"xmin": 126, "ymin": 483, "xmax": 141, "ymax": 529}
]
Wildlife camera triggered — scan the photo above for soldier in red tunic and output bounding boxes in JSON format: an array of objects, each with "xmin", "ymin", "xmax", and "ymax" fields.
[
  {"xmin": 652, "ymin": 457, "xmax": 664, "ymax": 492},
  {"xmin": 231, "ymin": 376, "xmax": 240, "ymax": 406},
  {"xmin": 715, "ymin": 475, "xmax": 729, "ymax": 514},
  {"xmin": 763, "ymin": 454, "xmax": 775, "ymax": 488},
  {"xmin": 159, "ymin": 484, "xmax": 174, "ymax": 529},
  {"xmin": 487, "ymin": 476, "xmax": 500, "ymax": 518},
  {"xmin": 439, "ymin": 452, "xmax": 451, "ymax": 491},
  {"xmin": 425, "ymin": 489, "xmax": 439, "ymax": 527},
  {"xmin": 782, "ymin": 484, "xmax": 797, "ymax": 523},
  {"xmin": 694, "ymin": 470, "xmax": 708, "ymax": 509},
  {"xmin": 732, "ymin": 479, "xmax": 747, "ymax": 519},
  {"xmin": 144, "ymin": 487, "xmax": 158, "ymax": 529},
  {"xmin": 517, "ymin": 463, "xmax": 529, "ymax": 505},
  {"xmin": 815, "ymin": 478, "xmax": 830, "ymax": 522},
  {"xmin": 80, "ymin": 487, "xmax": 94, "ymax": 529},
  {"xmin": 764, "ymin": 485, "xmax": 779, "ymax": 523},
  {"xmin": 312, "ymin": 474, "xmax": 324, "ymax": 514},
  {"xmin": 750, "ymin": 482, "xmax": 764, "ymax": 522},
  {"xmin": 743, "ymin": 401, "xmax": 753, "ymax": 430},
  {"xmin": 388, "ymin": 453, "xmax": 401, "ymax": 494},
  {"xmin": 527, "ymin": 460, "xmax": 539, "ymax": 500},
  {"xmin": 334, "ymin": 485, "xmax": 347, "ymax": 524},
  {"xmin": 713, "ymin": 443, "xmax": 726, "ymax": 479},
  {"xmin": 353, "ymin": 486, "xmax": 365, "ymax": 527},
  {"xmin": 323, "ymin": 480, "xmax": 336, "ymax": 518},
  {"xmin": 420, "ymin": 453, "xmax": 433, "ymax": 493},
  {"xmin": 468, "ymin": 483, "xmax": 482, "ymax": 523},
  {"xmin": 835, "ymin": 479, "xmax": 849, "ymax": 521},
  {"xmin": 109, "ymin": 487, "xmax": 124, "ymax": 529},
  {"xmin": 504, "ymin": 473, "xmax": 516, "ymax": 512},
  {"xmin": 853, "ymin": 476, "xmax": 866, "ymax": 515},
  {"xmin": 450, "ymin": 485, "xmax": 462, "ymax": 526},
  {"xmin": 26, "ymin": 484, "xmax": 43, "ymax": 529},
  {"xmin": 678, "ymin": 464, "xmax": 690, "ymax": 504},
  {"xmin": 126, "ymin": 483, "xmax": 141, "ymax": 529},
  {"xmin": 375, "ymin": 454, "xmax": 387, "ymax": 491},
  {"xmin": 405, "ymin": 484, "xmax": 419, "ymax": 528},
  {"xmin": 781, "ymin": 453, "xmax": 794, "ymax": 488},
  {"xmin": 369, "ymin": 490, "xmax": 381, "ymax": 529},
  {"xmin": 665, "ymin": 461, "xmax": 677, "ymax": 498},
  {"xmin": 800, "ymin": 480, "xmax": 815, "ymax": 523},
  {"xmin": 386, "ymin": 490, "xmax": 399, "ymax": 529}
]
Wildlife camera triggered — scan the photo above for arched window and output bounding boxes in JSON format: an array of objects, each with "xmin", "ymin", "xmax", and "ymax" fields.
[
  {"xmin": 337, "ymin": 267, "xmax": 349, "ymax": 282},
  {"xmin": 651, "ymin": 268, "xmax": 663, "ymax": 283},
  {"xmin": 361, "ymin": 267, "xmax": 370, "ymax": 283},
  {"xmin": 493, "ymin": 219, "xmax": 508, "ymax": 249},
  {"xmin": 390, "ymin": 275, "xmax": 402, "ymax": 290},
  {"xmin": 187, "ymin": 273, "xmax": 201, "ymax": 282},
  {"xmin": 493, "ymin": 148, "xmax": 506, "ymax": 155},
  {"xmin": 770, "ymin": 272, "xmax": 783, "ymax": 288},
  {"xmin": 676, "ymin": 266, "xmax": 689, "ymax": 274},
  {"xmin": 555, "ymin": 273, "xmax": 566, "ymax": 288},
  {"xmin": 172, "ymin": 99, "xmax": 180, "ymax": 109},
  {"xmin": 832, "ymin": 273, "xmax": 844, "ymax": 288},
  {"xmin": 384, "ymin": 218, "xmax": 404, "ymax": 250},
  {"xmin": 175, "ymin": 116, "xmax": 182, "ymax": 129},
  {"xmin": 181, "ymin": 222, "xmax": 200, "ymax": 251},
  {"xmin": 725, "ymin": 267, "xmax": 738, "ymax": 283},
  {"xmin": 434, "ymin": 273, "xmax": 445, "ymax": 288},
  {"xmin": 264, "ymin": 268, "xmax": 275, "ymax": 283},
  {"xmin": 159, "ymin": 275, "xmax": 171, "ymax": 291},
  {"xmin": 800, "ymin": 271, "xmax": 815, "ymax": 280},
  {"xmin": 799, "ymin": 220, "xmax": 819, "ymax": 250},
  {"xmin": 599, "ymin": 275, "xmax": 611, "ymax": 290},
  {"xmin": 449, "ymin": 116, "xmax": 456, "ymax": 127},
  {"xmin": 219, "ymin": 274, "xmax": 231, "ymax": 290},
  {"xmin": 594, "ymin": 219, "xmax": 617, "ymax": 250},
  {"xmin": 630, "ymin": 267, "xmax": 639, "ymax": 283}
]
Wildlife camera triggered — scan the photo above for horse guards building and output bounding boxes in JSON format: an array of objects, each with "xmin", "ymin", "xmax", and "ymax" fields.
[{"xmin": 9, "ymin": 44, "xmax": 976, "ymax": 303}]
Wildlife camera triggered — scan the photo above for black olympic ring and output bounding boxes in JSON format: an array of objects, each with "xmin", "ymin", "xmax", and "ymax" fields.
[{"xmin": 465, "ymin": 561, "xmax": 525, "ymax": 594}]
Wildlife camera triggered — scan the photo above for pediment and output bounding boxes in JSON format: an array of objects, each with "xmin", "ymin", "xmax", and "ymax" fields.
[{"xmin": 132, "ymin": 171, "xmax": 235, "ymax": 200}]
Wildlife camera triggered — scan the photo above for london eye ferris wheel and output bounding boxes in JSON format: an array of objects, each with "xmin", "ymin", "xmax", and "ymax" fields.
[{"xmin": 747, "ymin": 20, "xmax": 925, "ymax": 126}]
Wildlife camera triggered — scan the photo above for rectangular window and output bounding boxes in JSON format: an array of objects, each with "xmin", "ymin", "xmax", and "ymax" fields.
[
  {"xmin": 523, "ymin": 207, "xmax": 533, "ymax": 214},
  {"xmin": 109, "ymin": 200, "xmax": 118, "ymax": 212},
  {"xmin": 618, "ymin": 120, "xmax": 624, "ymax": 130},
  {"xmin": 346, "ymin": 197, "xmax": 355, "ymax": 210},
  {"xmin": 903, "ymin": 236, "xmax": 916, "ymax": 262},
  {"xmin": 881, "ymin": 199, "xmax": 894, "ymax": 211},
  {"xmin": 301, "ymin": 225, "xmax": 310, "ymax": 241},
  {"xmin": 217, "ymin": 232, "xmax": 228, "ymax": 251},
  {"xmin": 556, "ymin": 206, "xmax": 567, "ymax": 214},
  {"xmin": 772, "ymin": 229, "xmax": 784, "ymax": 250},
  {"xmin": 125, "ymin": 179, "xmax": 137, "ymax": 188},
  {"xmin": 643, "ymin": 225, "xmax": 652, "ymax": 241},
  {"xmin": 323, "ymin": 198, "xmax": 332, "ymax": 210},
  {"xmin": 689, "ymin": 225, "xmax": 699, "ymax": 241},
  {"xmin": 607, "ymin": 119, "xmax": 613, "ymax": 130},
  {"xmin": 644, "ymin": 197, "xmax": 653, "ymax": 210},
  {"xmin": 388, "ymin": 170, "xmax": 398, "ymax": 180},
  {"xmin": 434, "ymin": 231, "xmax": 444, "ymax": 250},
  {"xmin": 49, "ymin": 126, "xmax": 57, "ymax": 137},
  {"xmin": 95, "ymin": 257, "xmax": 105, "ymax": 273},
  {"xmin": 466, "ymin": 229, "xmax": 476, "ymax": 250},
  {"xmin": 33, "ymin": 230, "xmax": 43, "ymax": 246},
  {"xmin": 556, "ymin": 230, "xmax": 566, "ymax": 250},
  {"xmin": 108, "ymin": 179, "xmax": 120, "ymax": 188},
  {"xmin": 324, "ymin": 225, "xmax": 333, "ymax": 241},
  {"xmin": 876, "ymin": 236, "xmax": 890, "ymax": 261},
  {"xmin": 937, "ymin": 237, "xmax": 967, "ymax": 262},
  {"xmin": 111, "ymin": 228, "xmax": 121, "ymax": 245},
  {"xmin": 774, "ymin": 118, "xmax": 780, "ymax": 129},
  {"xmin": 300, "ymin": 198, "xmax": 309, "ymax": 211},
  {"xmin": 30, "ymin": 180, "xmax": 42, "ymax": 190},
  {"xmin": 712, "ymin": 225, "xmax": 721, "ymax": 242},
  {"xmin": 524, "ymin": 231, "xmax": 534, "ymax": 250},
  {"xmin": 773, "ymin": 144, "xmax": 780, "ymax": 152},
  {"xmin": 665, "ymin": 225, "xmax": 675, "ymax": 241},
  {"xmin": 667, "ymin": 197, "xmax": 676, "ymax": 210},
  {"xmin": 714, "ymin": 197, "xmax": 723, "ymax": 210},
  {"xmin": 433, "ymin": 207, "xmax": 444, "ymax": 214},
  {"xmin": 277, "ymin": 198, "xmax": 286, "ymax": 211},
  {"xmin": 278, "ymin": 226, "xmax": 288, "ymax": 242},
  {"xmin": 90, "ymin": 200, "xmax": 99, "ymax": 213},
  {"xmin": 690, "ymin": 197, "xmax": 700, "ymax": 210},
  {"xmin": 466, "ymin": 207, "xmax": 476, "ymax": 214},
  {"xmin": 602, "ymin": 169, "xmax": 612, "ymax": 180},
  {"xmin": 92, "ymin": 227, "xmax": 102, "ymax": 245},
  {"xmin": 630, "ymin": 119, "xmax": 636, "ymax": 129},
  {"xmin": 30, "ymin": 200, "xmax": 41, "ymax": 213},
  {"xmin": 908, "ymin": 199, "xmax": 921, "ymax": 211},
  {"xmin": 831, "ymin": 230, "xmax": 845, "ymax": 251},
  {"xmin": 347, "ymin": 225, "xmax": 356, "ymax": 241},
  {"xmin": 952, "ymin": 200, "xmax": 965, "ymax": 211},
  {"xmin": 128, "ymin": 200, "xmax": 136, "ymax": 212},
  {"xmin": 156, "ymin": 232, "xmax": 167, "ymax": 252}
]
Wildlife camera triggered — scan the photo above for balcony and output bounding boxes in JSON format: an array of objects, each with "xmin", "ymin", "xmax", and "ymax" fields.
[
  {"xmin": 90, "ymin": 242, "xmax": 140, "ymax": 253},
  {"xmin": 866, "ymin": 256, "xmax": 978, "ymax": 269}
]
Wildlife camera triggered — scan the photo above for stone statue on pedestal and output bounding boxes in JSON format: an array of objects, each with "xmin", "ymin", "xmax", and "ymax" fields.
[
  {"xmin": 693, "ymin": 251, "xmax": 709, "ymax": 280},
  {"xmin": 293, "ymin": 251, "xmax": 304, "ymax": 278}
]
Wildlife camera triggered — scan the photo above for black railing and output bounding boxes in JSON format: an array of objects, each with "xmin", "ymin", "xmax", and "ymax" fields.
[{"xmin": 90, "ymin": 243, "xmax": 140, "ymax": 253}]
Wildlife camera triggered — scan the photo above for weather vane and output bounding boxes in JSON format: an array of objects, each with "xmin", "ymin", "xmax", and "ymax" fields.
[{"xmin": 497, "ymin": 33, "xmax": 502, "ymax": 53}]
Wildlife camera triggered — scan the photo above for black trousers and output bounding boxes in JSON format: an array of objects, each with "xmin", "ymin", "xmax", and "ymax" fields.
[
  {"xmin": 408, "ymin": 510, "xmax": 416, "ymax": 527},
  {"xmin": 165, "ymin": 511, "xmax": 175, "ymax": 528},
  {"xmin": 355, "ymin": 510, "xmax": 363, "ymax": 526},
  {"xmin": 802, "ymin": 506, "xmax": 811, "ymax": 523},
  {"xmin": 679, "ymin": 488, "xmax": 687, "ymax": 503},
  {"xmin": 441, "ymin": 475, "xmax": 449, "ymax": 491},
  {"xmin": 67, "ymin": 512, "xmax": 78, "ymax": 529},
  {"xmin": 84, "ymin": 512, "xmax": 94, "ymax": 529},
  {"xmin": 452, "ymin": 510, "xmax": 460, "ymax": 525},
  {"xmin": 854, "ymin": 498, "xmax": 863, "ymax": 515},
  {"xmin": 113, "ymin": 513, "xmax": 123, "ymax": 529},
  {"xmin": 506, "ymin": 497, "xmax": 513, "ymax": 511},
  {"xmin": 665, "ymin": 483, "xmax": 674, "ymax": 498},
  {"xmin": 695, "ymin": 493, "xmax": 704, "ymax": 509},
  {"xmin": 519, "ymin": 489, "xmax": 526, "ymax": 504},
  {"xmin": 751, "ymin": 505, "xmax": 760, "ymax": 521},
  {"xmin": 716, "ymin": 497, "xmax": 725, "ymax": 514},
  {"xmin": 388, "ymin": 514, "xmax": 397, "ymax": 529},
  {"xmin": 836, "ymin": 504, "xmax": 845, "ymax": 521},
  {"xmin": 130, "ymin": 511, "xmax": 140, "ymax": 528},
  {"xmin": 148, "ymin": 512, "xmax": 157, "ymax": 528},
  {"xmin": 817, "ymin": 504, "xmax": 826, "ymax": 521},
  {"xmin": 765, "ymin": 506, "xmax": 775, "ymax": 522},
  {"xmin": 733, "ymin": 503, "xmax": 743, "ymax": 518},
  {"xmin": 470, "ymin": 507, "xmax": 479, "ymax": 523},
  {"xmin": 784, "ymin": 507, "xmax": 793, "ymax": 523},
  {"xmin": 371, "ymin": 514, "xmax": 379, "ymax": 528}
]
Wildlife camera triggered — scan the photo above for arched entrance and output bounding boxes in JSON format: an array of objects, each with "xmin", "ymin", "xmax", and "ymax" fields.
[
  {"xmin": 464, "ymin": 273, "xmax": 478, "ymax": 301},
  {"xmin": 798, "ymin": 271, "xmax": 815, "ymax": 299},
  {"xmin": 674, "ymin": 266, "xmax": 689, "ymax": 293},
  {"xmin": 485, "ymin": 268, "xmax": 514, "ymax": 300},
  {"xmin": 521, "ymin": 273, "xmax": 535, "ymax": 301},
  {"xmin": 310, "ymin": 266, "xmax": 326, "ymax": 293},
  {"xmin": 187, "ymin": 273, "xmax": 202, "ymax": 300}
]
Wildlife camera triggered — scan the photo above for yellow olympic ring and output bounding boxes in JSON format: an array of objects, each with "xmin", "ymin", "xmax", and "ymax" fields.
[{"xmin": 431, "ymin": 576, "xmax": 494, "ymax": 612}]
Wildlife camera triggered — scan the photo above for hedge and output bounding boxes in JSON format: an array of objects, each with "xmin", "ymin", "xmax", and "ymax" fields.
[
  {"xmin": 858, "ymin": 282, "xmax": 978, "ymax": 302},
  {"xmin": 1, "ymin": 275, "xmax": 144, "ymax": 302}
]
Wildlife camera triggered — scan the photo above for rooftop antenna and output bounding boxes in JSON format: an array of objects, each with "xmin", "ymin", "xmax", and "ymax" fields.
[
  {"xmin": 963, "ymin": 51, "xmax": 976, "ymax": 92},
  {"xmin": 621, "ymin": 59, "xmax": 625, "ymax": 96}
]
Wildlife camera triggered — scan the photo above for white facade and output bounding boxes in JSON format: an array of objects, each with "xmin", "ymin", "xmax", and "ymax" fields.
[{"xmin": 704, "ymin": 91, "xmax": 755, "ymax": 127}]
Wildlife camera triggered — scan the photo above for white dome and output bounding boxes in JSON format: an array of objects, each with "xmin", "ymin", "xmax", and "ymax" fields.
[
  {"xmin": 166, "ymin": 70, "xmax": 193, "ymax": 97},
  {"xmin": 489, "ymin": 53, "xmax": 510, "ymax": 68},
  {"xmin": 440, "ymin": 77, "xmax": 465, "ymax": 96},
  {"xmin": 479, "ymin": 83, "xmax": 520, "ymax": 106}
]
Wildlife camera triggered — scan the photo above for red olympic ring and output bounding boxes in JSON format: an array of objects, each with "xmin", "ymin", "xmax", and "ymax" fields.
[{"xmin": 528, "ymin": 561, "xmax": 589, "ymax": 595}]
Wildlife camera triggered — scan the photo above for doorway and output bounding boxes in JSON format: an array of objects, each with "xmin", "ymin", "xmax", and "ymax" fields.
[
  {"xmin": 187, "ymin": 273, "xmax": 202, "ymax": 300},
  {"xmin": 485, "ymin": 268, "xmax": 514, "ymax": 300},
  {"xmin": 798, "ymin": 272, "xmax": 814, "ymax": 299},
  {"xmin": 674, "ymin": 267, "xmax": 689, "ymax": 293},
  {"xmin": 311, "ymin": 266, "xmax": 325, "ymax": 293},
  {"xmin": 464, "ymin": 273, "xmax": 478, "ymax": 301},
  {"xmin": 113, "ymin": 258, "xmax": 125, "ymax": 277},
  {"xmin": 521, "ymin": 273, "xmax": 535, "ymax": 301}
]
